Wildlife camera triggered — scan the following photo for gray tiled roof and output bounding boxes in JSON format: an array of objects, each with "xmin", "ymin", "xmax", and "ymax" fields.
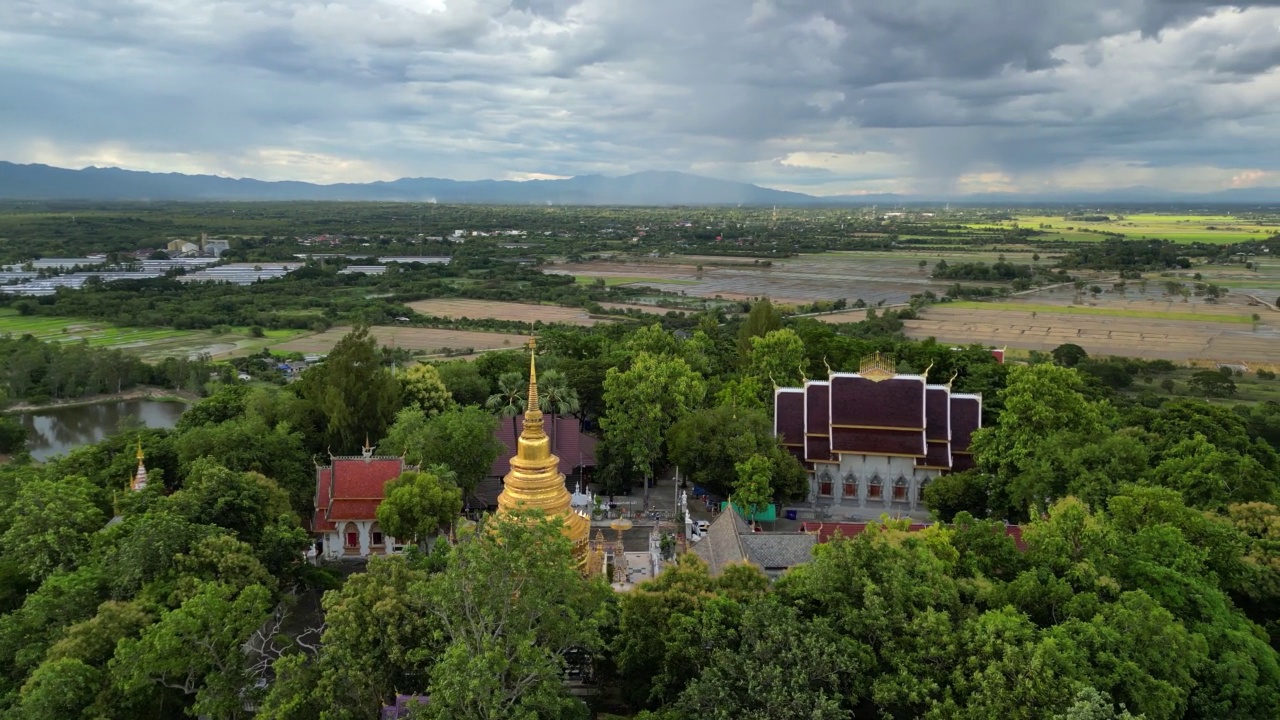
[
  {"xmin": 689, "ymin": 509, "xmax": 750, "ymax": 576},
  {"xmin": 741, "ymin": 533, "xmax": 816, "ymax": 575}
]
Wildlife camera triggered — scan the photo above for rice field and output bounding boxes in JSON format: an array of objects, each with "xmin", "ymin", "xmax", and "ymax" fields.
[
  {"xmin": 549, "ymin": 251, "xmax": 1036, "ymax": 306},
  {"xmin": 986, "ymin": 213, "xmax": 1279, "ymax": 244},
  {"xmin": 0, "ymin": 310, "xmax": 303, "ymax": 361}
]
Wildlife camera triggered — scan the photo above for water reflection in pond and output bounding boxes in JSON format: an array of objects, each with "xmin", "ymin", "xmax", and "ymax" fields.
[{"xmin": 16, "ymin": 400, "xmax": 188, "ymax": 462}]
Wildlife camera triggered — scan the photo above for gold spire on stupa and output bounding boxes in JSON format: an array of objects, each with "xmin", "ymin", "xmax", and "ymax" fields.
[
  {"xmin": 495, "ymin": 339, "xmax": 591, "ymax": 562},
  {"xmin": 131, "ymin": 439, "xmax": 148, "ymax": 491}
]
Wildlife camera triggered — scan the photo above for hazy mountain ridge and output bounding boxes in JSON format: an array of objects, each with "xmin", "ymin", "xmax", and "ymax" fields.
[{"xmin": 0, "ymin": 161, "xmax": 1276, "ymax": 205}]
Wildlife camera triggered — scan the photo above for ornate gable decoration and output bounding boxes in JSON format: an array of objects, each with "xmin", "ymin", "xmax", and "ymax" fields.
[{"xmin": 859, "ymin": 352, "xmax": 896, "ymax": 382}]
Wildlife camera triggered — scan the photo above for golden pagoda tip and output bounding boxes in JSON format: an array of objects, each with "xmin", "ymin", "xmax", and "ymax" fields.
[{"xmin": 136, "ymin": 439, "xmax": 144, "ymax": 462}]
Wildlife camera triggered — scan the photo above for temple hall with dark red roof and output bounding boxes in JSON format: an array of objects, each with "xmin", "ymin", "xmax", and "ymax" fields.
[
  {"xmin": 312, "ymin": 441, "xmax": 415, "ymax": 559},
  {"xmin": 774, "ymin": 353, "xmax": 982, "ymax": 519}
]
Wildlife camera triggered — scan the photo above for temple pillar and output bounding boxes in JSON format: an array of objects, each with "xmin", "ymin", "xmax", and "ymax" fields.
[{"xmin": 358, "ymin": 521, "xmax": 371, "ymax": 557}]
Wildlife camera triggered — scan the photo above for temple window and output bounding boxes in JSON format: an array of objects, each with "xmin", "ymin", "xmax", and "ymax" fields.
[
  {"xmin": 868, "ymin": 475, "xmax": 883, "ymax": 500},
  {"xmin": 893, "ymin": 477, "xmax": 908, "ymax": 501},
  {"xmin": 842, "ymin": 474, "xmax": 857, "ymax": 499},
  {"xmin": 371, "ymin": 523, "xmax": 384, "ymax": 547},
  {"xmin": 818, "ymin": 471, "xmax": 834, "ymax": 497},
  {"xmin": 343, "ymin": 523, "xmax": 359, "ymax": 549}
]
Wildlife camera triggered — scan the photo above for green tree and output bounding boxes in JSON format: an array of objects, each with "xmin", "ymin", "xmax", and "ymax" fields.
[
  {"xmin": 174, "ymin": 414, "xmax": 314, "ymax": 516},
  {"xmin": 1145, "ymin": 434, "xmax": 1275, "ymax": 509},
  {"xmin": 400, "ymin": 363, "xmax": 455, "ymax": 417},
  {"xmin": 421, "ymin": 511, "xmax": 609, "ymax": 720},
  {"xmin": 746, "ymin": 328, "xmax": 806, "ymax": 393},
  {"xmin": 1188, "ymin": 370, "xmax": 1236, "ymax": 397},
  {"xmin": 485, "ymin": 371, "xmax": 526, "ymax": 440},
  {"xmin": 1, "ymin": 474, "xmax": 105, "ymax": 581},
  {"xmin": 296, "ymin": 326, "xmax": 401, "ymax": 453},
  {"xmin": 436, "ymin": 361, "xmax": 490, "ymax": 407},
  {"xmin": 14, "ymin": 657, "xmax": 102, "ymax": 720},
  {"xmin": 972, "ymin": 365, "xmax": 1115, "ymax": 517},
  {"xmin": 736, "ymin": 299, "xmax": 782, "ymax": 358},
  {"xmin": 1053, "ymin": 687, "xmax": 1139, "ymax": 720},
  {"xmin": 535, "ymin": 368, "xmax": 581, "ymax": 432},
  {"xmin": 602, "ymin": 352, "xmax": 706, "ymax": 497},
  {"xmin": 254, "ymin": 652, "xmax": 324, "ymax": 720},
  {"xmin": 677, "ymin": 600, "xmax": 870, "ymax": 720},
  {"xmin": 311, "ymin": 555, "xmax": 440, "ymax": 720},
  {"xmin": 113, "ymin": 581, "xmax": 273, "ymax": 720},
  {"xmin": 1052, "ymin": 343, "xmax": 1090, "ymax": 368},
  {"xmin": 626, "ymin": 323, "xmax": 681, "ymax": 358},
  {"xmin": 167, "ymin": 459, "xmax": 296, "ymax": 550},
  {"xmin": 376, "ymin": 469, "xmax": 463, "ymax": 550},
  {"xmin": 733, "ymin": 454, "xmax": 773, "ymax": 522},
  {"xmin": 381, "ymin": 407, "xmax": 503, "ymax": 498}
]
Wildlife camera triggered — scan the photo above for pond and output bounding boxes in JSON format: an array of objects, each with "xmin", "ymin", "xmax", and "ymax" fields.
[{"xmin": 15, "ymin": 399, "xmax": 189, "ymax": 462}]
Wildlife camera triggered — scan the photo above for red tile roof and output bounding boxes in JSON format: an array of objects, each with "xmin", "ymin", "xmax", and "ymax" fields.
[
  {"xmin": 312, "ymin": 456, "xmax": 407, "ymax": 531},
  {"xmin": 490, "ymin": 414, "xmax": 597, "ymax": 478}
]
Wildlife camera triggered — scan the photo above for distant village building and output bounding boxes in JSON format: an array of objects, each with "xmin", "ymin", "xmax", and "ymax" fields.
[
  {"xmin": 166, "ymin": 239, "xmax": 200, "ymax": 255},
  {"xmin": 200, "ymin": 233, "xmax": 231, "ymax": 257},
  {"xmin": 773, "ymin": 353, "xmax": 981, "ymax": 520}
]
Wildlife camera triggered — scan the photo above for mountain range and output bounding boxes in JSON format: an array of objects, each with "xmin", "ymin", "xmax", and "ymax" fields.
[{"xmin": 0, "ymin": 161, "xmax": 1277, "ymax": 205}]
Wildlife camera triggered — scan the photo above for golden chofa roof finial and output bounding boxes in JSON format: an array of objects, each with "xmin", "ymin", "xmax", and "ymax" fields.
[{"xmin": 859, "ymin": 351, "xmax": 896, "ymax": 382}]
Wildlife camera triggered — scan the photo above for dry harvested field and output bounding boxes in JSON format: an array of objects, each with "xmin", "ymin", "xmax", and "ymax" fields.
[
  {"xmin": 901, "ymin": 304, "xmax": 1278, "ymax": 363},
  {"xmin": 274, "ymin": 326, "xmax": 530, "ymax": 356},
  {"xmin": 408, "ymin": 298, "xmax": 609, "ymax": 326}
]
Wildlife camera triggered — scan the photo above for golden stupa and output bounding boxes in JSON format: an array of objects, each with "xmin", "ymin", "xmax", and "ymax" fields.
[{"xmin": 496, "ymin": 340, "xmax": 591, "ymax": 562}]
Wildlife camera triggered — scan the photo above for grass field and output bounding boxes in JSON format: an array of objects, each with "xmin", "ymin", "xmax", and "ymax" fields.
[
  {"xmin": 0, "ymin": 310, "xmax": 304, "ymax": 361},
  {"xmin": 986, "ymin": 213, "xmax": 1279, "ymax": 244},
  {"xmin": 273, "ymin": 326, "xmax": 530, "ymax": 356}
]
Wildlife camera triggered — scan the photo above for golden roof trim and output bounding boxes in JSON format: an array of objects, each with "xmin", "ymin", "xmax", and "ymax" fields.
[{"xmin": 859, "ymin": 352, "xmax": 896, "ymax": 382}]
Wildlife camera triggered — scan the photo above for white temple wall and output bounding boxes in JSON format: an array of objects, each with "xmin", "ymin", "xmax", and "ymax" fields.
[{"xmin": 807, "ymin": 454, "xmax": 943, "ymax": 517}]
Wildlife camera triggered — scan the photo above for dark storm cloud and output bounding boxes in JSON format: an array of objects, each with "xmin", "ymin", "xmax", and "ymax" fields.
[{"xmin": 1, "ymin": 0, "xmax": 1278, "ymax": 191}]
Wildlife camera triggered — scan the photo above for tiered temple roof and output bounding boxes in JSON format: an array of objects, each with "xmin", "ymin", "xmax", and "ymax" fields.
[
  {"xmin": 312, "ymin": 442, "xmax": 410, "ymax": 532},
  {"xmin": 490, "ymin": 414, "xmax": 598, "ymax": 478},
  {"xmin": 774, "ymin": 354, "xmax": 982, "ymax": 474}
]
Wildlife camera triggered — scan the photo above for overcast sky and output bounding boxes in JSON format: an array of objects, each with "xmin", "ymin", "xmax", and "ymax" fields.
[{"xmin": 3, "ymin": 1, "xmax": 1280, "ymax": 195}]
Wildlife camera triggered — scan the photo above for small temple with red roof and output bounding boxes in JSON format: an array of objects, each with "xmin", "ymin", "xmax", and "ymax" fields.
[
  {"xmin": 312, "ymin": 439, "xmax": 413, "ymax": 559},
  {"xmin": 773, "ymin": 352, "xmax": 982, "ymax": 520}
]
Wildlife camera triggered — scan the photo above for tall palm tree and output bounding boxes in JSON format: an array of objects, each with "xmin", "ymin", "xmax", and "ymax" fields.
[
  {"xmin": 486, "ymin": 371, "xmax": 527, "ymax": 440},
  {"xmin": 535, "ymin": 369, "xmax": 580, "ymax": 451}
]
